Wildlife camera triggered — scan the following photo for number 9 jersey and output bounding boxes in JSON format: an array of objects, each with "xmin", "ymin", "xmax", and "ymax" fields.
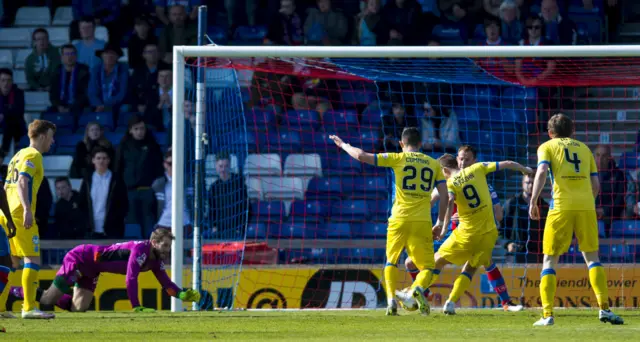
[
  {"xmin": 375, "ymin": 152, "xmax": 445, "ymax": 221},
  {"xmin": 537, "ymin": 137, "xmax": 597, "ymax": 211}
]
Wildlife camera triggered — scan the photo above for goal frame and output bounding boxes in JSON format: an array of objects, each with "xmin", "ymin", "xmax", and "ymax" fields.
[{"xmin": 170, "ymin": 44, "xmax": 640, "ymax": 312}]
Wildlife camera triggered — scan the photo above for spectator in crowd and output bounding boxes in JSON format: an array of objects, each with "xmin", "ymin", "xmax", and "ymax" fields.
[
  {"xmin": 515, "ymin": 15, "xmax": 556, "ymax": 86},
  {"xmin": 539, "ymin": 0, "xmax": 576, "ymax": 45},
  {"xmin": 264, "ymin": 0, "xmax": 304, "ymax": 46},
  {"xmin": 483, "ymin": 0, "xmax": 502, "ymax": 19},
  {"xmin": 156, "ymin": 0, "xmax": 200, "ymax": 26},
  {"xmin": 481, "ymin": 17, "xmax": 504, "ymax": 45},
  {"xmin": 225, "ymin": 0, "xmax": 258, "ymax": 32},
  {"xmin": 25, "ymin": 28, "xmax": 61, "ymax": 91},
  {"xmin": 140, "ymin": 65, "xmax": 173, "ymax": 132},
  {"xmin": 291, "ymin": 74, "xmax": 337, "ymax": 119},
  {"xmin": 209, "ymin": 152, "xmax": 248, "ymax": 237},
  {"xmin": 69, "ymin": 122, "xmax": 115, "ymax": 178},
  {"xmin": 73, "ymin": 17, "xmax": 106, "ymax": 70},
  {"xmin": 627, "ymin": 168, "xmax": 640, "ymax": 218},
  {"xmin": 53, "ymin": 177, "xmax": 86, "ymax": 239},
  {"xmin": 115, "ymin": 114, "xmax": 164, "ymax": 237},
  {"xmin": 381, "ymin": 0, "xmax": 423, "ymax": 46},
  {"xmin": 594, "ymin": 144, "xmax": 626, "ymax": 237},
  {"xmin": 80, "ymin": 146, "xmax": 129, "ymax": 238},
  {"xmin": 249, "ymin": 59, "xmax": 297, "ymax": 109},
  {"xmin": 304, "ymin": 0, "xmax": 349, "ymax": 46},
  {"xmin": 477, "ymin": 18, "xmax": 514, "ymax": 74},
  {"xmin": 152, "ymin": 148, "xmax": 191, "ymax": 230},
  {"xmin": 128, "ymin": 16, "xmax": 158, "ymax": 70},
  {"xmin": 354, "ymin": 0, "xmax": 385, "ymax": 46},
  {"xmin": 0, "ymin": 68, "xmax": 26, "ymax": 154},
  {"xmin": 130, "ymin": 43, "xmax": 169, "ymax": 114},
  {"xmin": 36, "ymin": 174, "xmax": 53, "ymax": 238},
  {"xmin": 420, "ymin": 101, "xmax": 458, "ymax": 153},
  {"xmin": 70, "ymin": 0, "xmax": 122, "ymax": 41},
  {"xmin": 503, "ymin": 173, "xmax": 546, "ymax": 263},
  {"xmin": 89, "ymin": 43, "xmax": 129, "ymax": 126},
  {"xmin": 439, "ymin": 0, "xmax": 482, "ymax": 31},
  {"xmin": 159, "ymin": 5, "xmax": 198, "ymax": 64},
  {"xmin": 49, "ymin": 44, "xmax": 90, "ymax": 120},
  {"xmin": 382, "ymin": 101, "xmax": 418, "ymax": 152},
  {"xmin": 499, "ymin": 0, "xmax": 523, "ymax": 45}
]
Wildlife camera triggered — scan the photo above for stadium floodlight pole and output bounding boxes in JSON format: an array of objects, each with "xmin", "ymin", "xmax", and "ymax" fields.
[
  {"xmin": 175, "ymin": 44, "xmax": 640, "ymax": 58},
  {"xmin": 170, "ymin": 37, "xmax": 186, "ymax": 314},
  {"xmin": 192, "ymin": 4, "xmax": 207, "ymax": 311}
]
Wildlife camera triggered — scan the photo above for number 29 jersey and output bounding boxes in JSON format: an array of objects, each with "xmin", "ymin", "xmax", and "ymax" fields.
[
  {"xmin": 537, "ymin": 137, "xmax": 597, "ymax": 211},
  {"xmin": 447, "ymin": 162, "xmax": 498, "ymax": 238},
  {"xmin": 376, "ymin": 152, "xmax": 445, "ymax": 221}
]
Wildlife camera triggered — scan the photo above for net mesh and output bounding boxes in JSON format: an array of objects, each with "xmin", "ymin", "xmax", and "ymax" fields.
[{"xmin": 180, "ymin": 54, "xmax": 640, "ymax": 310}]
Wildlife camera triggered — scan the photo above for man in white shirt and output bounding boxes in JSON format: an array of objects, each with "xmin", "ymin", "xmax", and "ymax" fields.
[{"xmin": 153, "ymin": 148, "xmax": 191, "ymax": 231}]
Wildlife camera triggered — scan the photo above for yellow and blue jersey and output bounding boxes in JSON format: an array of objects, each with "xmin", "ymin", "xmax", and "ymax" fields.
[
  {"xmin": 537, "ymin": 138, "xmax": 597, "ymax": 211},
  {"xmin": 375, "ymin": 151, "xmax": 445, "ymax": 221},
  {"xmin": 4, "ymin": 147, "xmax": 44, "ymax": 216}
]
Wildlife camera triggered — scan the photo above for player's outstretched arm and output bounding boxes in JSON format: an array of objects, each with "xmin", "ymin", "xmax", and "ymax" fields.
[
  {"xmin": 430, "ymin": 187, "xmax": 440, "ymax": 207},
  {"xmin": 0, "ymin": 187, "xmax": 16, "ymax": 238},
  {"xmin": 529, "ymin": 164, "xmax": 548, "ymax": 220},
  {"xmin": 497, "ymin": 161, "xmax": 534, "ymax": 175},
  {"xmin": 126, "ymin": 245, "xmax": 155, "ymax": 312},
  {"xmin": 438, "ymin": 192, "xmax": 455, "ymax": 241},
  {"xmin": 329, "ymin": 135, "xmax": 375, "ymax": 165}
]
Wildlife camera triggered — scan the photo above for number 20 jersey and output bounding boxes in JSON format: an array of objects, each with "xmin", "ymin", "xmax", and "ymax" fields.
[
  {"xmin": 537, "ymin": 137, "xmax": 597, "ymax": 211},
  {"xmin": 375, "ymin": 152, "xmax": 445, "ymax": 221},
  {"xmin": 446, "ymin": 162, "xmax": 498, "ymax": 239}
]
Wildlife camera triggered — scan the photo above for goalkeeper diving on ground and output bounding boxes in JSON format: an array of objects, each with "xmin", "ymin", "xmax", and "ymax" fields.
[{"xmin": 9, "ymin": 228, "xmax": 200, "ymax": 312}]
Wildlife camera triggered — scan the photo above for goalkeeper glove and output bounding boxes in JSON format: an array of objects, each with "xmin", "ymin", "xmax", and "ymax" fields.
[
  {"xmin": 178, "ymin": 289, "xmax": 201, "ymax": 302},
  {"xmin": 133, "ymin": 306, "xmax": 156, "ymax": 313}
]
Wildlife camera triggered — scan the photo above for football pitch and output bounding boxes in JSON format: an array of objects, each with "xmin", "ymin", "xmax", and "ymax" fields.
[{"xmin": 2, "ymin": 309, "xmax": 639, "ymax": 341}]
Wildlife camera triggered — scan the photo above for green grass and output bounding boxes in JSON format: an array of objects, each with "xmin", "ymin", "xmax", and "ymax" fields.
[{"xmin": 2, "ymin": 309, "xmax": 639, "ymax": 341}]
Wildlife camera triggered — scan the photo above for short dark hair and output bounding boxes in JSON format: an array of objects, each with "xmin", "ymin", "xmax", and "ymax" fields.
[
  {"xmin": 80, "ymin": 16, "xmax": 95, "ymax": 25},
  {"xmin": 484, "ymin": 18, "xmax": 500, "ymax": 29},
  {"xmin": 401, "ymin": 127, "xmax": 421, "ymax": 148},
  {"xmin": 54, "ymin": 176, "xmax": 70, "ymax": 186},
  {"xmin": 216, "ymin": 151, "xmax": 231, "ymax": 163},
  {"xmin": 61, "ymin": 43, "xmax": 77, "ymax": 54},
  {"xmin": 457, "ymin": 145, "xmax": 477, "ymax": 159},
  {"xmin": 438, "ymin": 154, "xmax": 458, "ymax": 170},
  {"xmin": 0, "ymin": 68, "xmax": 13, "ymax": 78},
  {"xmin": 91, "ymin": 146, "xmax": 111, "ymax": 158},
  {"xmin": 134, "ymin": 16, "xmax": 151, "ymax": 26},
  {"xmin": 32, "ymin": 28, "xmax": 49, "ymax": 40},
  {"xmin": 547, "ymin": 113, "xmax": 573, "ymax": 138}
]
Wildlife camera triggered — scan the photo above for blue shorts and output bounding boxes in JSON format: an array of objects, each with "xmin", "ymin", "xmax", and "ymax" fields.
[{"xmin": 0, "ymin": 224, "xmax": 10, "ymax": 257}]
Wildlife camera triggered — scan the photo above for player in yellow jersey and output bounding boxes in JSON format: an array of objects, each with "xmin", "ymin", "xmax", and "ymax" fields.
[
  {"xmin": 330, "ymin": 127, "xmax": 448, "ymax": 316},
  {"xmin": 0, "ymin": 120, "xmax": 56, "ymax": 319},
  {"xmin": 529, "ymin": 113, "xmax": 623, "ymax": 326},
  {"xmin": 428, "ymin": 154, "xmax": 531, "ymax": 315}
]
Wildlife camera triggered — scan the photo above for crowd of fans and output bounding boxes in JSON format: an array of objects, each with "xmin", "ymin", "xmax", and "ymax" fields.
[{"xmin": 0, "ymin": 1, "xmax": 636, "ymax": 266}]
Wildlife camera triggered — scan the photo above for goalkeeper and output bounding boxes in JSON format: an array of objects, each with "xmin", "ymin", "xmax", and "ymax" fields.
[{"xmin": 11, "ymin": 228, "xmax": 199, "ymax": 312}]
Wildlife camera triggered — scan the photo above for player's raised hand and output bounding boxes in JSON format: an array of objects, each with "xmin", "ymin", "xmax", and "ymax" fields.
[
  {"xmin": 23, "ymin": 210, "xmax": 33, "ymax": 229},
  {"xmin": 529, "ymin": 204, "xmax": 540, "ymax": 220},
  {"xmin": 179, "ymin": 289, "xmax": 201, "ymax": 302},
  {"xmin": 328, "ymin": 135, "xmax": 344, "ymax": 148},
  {"xmin": 133, "ymin": 306, "xmax": 156, "ymax": 313}
]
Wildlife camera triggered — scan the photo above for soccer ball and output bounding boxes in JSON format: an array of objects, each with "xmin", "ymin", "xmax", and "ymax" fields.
[{"xmin": 396, "ymin": 288, "xmax": 418, "ymax": 312}]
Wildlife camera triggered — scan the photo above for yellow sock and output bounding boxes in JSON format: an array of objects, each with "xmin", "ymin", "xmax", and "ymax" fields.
[
  {"xmin": 588, "ymin": 263, "xmax": 609, "ymax": 310},
  {"xmin": 448, "ymin": 272, "xmax": 472, "ymax": 302},
  {"xmin": 23, "ymin": 263, "xmax": 40, "ymax": 312},
  {"xmin": 0, "ymin": 268, "xmax": 17, "ymax": 312},
  {"xmin": 540, "ymin": 269, "xmax": 557, "ymax": 318},
  {"xmin": 384, "ymin": 264, "xmax": 398, "ymax": 305},
  {"xmin": 412, "ymin": 269, "xmax": 440, "ymax": 290}
]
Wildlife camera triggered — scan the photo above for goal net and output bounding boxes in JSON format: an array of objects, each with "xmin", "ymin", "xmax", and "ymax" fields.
[{"xmin": 173, "ymin": 46, "xmax": 640, "ymax": 311}]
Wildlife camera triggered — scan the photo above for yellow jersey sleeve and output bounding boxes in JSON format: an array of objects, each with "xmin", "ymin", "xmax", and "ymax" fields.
[
  {"xmin": 16, "ymin": 151, "xmax": 41, "ymax": 180},
  {"xmin": 537, "ymin": 143, "xmax": 551, "ymax": 167},
  {"xmin": 473, "ymin": 162, "xmax": 498, "ymax": 175},
  {"xmin": 375, "ymin": 152, "xmax": 403, "ymax": 168}
]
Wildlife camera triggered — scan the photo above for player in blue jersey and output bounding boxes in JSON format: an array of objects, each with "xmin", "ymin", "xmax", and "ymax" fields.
[
  {"xmin": 11, "ymin": 228, "xmax": 200, "ymax": 312},
  {"xmin": 402, "ymin": 145, "xmax": 523, "ymax": 312}
]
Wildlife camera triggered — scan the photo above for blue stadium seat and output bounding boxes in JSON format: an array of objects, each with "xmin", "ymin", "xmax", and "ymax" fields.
[
  {"xmin": 357, "ymin": 129, "xmax": 382, "ymax": 151},
  {"xmin": 41, "ymin": 113, "xmax": 74, "ymax": 129},
  {"xmin": 155, "ymin": 132, "xmax": 168, "ymax": 147},
  {"xmin": 54, "ymin": 134, "xmax": 82, "ymax": 155},
  {"xmin": 322, "ymin": 110, "xmax": 359, "ymax": 133},
  {"xmin": 331, "ymin": 200, "xmax": 369, "ymax": 222},
  {"xmin": 325, "ymin": 223, "xmax": 352, "ymax": 239},
  {"xmin": 306, "ymin": 177, "xmax": 343, "ymax": 200},
  {"xmin": 598, "ymin": 220, "xmax": 606, "ymax": 238},
  {"xmin": 600, "ymin": 244, "xmax": 630, "ymax": 263},
  {"xmin": 432, "ymin": 24, "xmax": 466, "ymax": 45},
  {"xmin": 290, "ymin": 200, "xmax": 328, "ymax": 223},
  {"xmin": 619, "ymin": 152, "xmax": 640, "ymax": 170},
  {"xmin": 124, "ymin": 224, "xmax": 142, "ymax": 239},
  {"xmin": 352, "ymin": 177, "xmax": 388, "ymax": 200},
  {"xmin": 235, "ymin": 131, "xmax": 260, "ymax": 153},
  {"xmin": 351, "ymin": 222, "xmax": 387, "ymax": 238},
  {"xmin": 283, "ymin": 110, "xmax": 321, "ymax": 130},
  {"xmin": 368, "ymin": 200, "xmax": 390, "ymax": 222},
  {"xmin": 301, "ymin": 132, "xmax": 331, "ymax": 153},
  {"xmin": 341, "ymin": 248, "xmax": 376, "ymax": 264},
  {"xmin": 208, "ymin": 25, "xmax": 227, "ymax": 44},
  {"xmin": 271, "ymin": 223, "xmax": 307, "ymax": 239},
  {"xmin": 463, "ymin": 85, "xmax": 499, "ymax": 108},
  {"xmin": 560, "ymin": 244, "xmax": 581, "ymax": 263},
  {"xmin": 246, "ymin": 108, "xmax": 275, "ymax": 130},
  {"xmin": 611, "ymin": 220, "xmax": 640, "ymax": 238},
  {"xmin": 265, "ymin": 130, "xmax": 301, "ymax": 153},
  {"xmin": 117, "ymin": 112, "xmax": 134, "ymax": 127},
  {"xmin": 341, "ymin": 90, "xmax": 374, "ymax": 106},
  {"xmin": 104, "ymin": 132, "xmax": 123, "ymax": 146},
  {"xmin": 234, "ymin": 25, "xmax": 267, "ymax": 45},
  {"xmin": 251, "ymin": 201, "xmax": 286, "ymax": 223},
  {"xmin": 326, "ymin": 154, "xmax": 362, "ymax": 175},
  {"xmin": 246, "ymin": 223, "xmax": 267, "ymax": 239},
  {"xmin": 570, "ymin": 12, "xmax": 602, "ymax": 43},
  {"xmin": 502, "ymin": 87, "xmax": 537, "ymax": 109},
  {"xmin": 79, "ymin": 112, "xmax": 114, "ymax": 130}
]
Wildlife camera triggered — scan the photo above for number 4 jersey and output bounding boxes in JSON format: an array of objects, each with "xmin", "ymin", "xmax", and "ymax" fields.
[
  {"xmin": 537, "ymin": 137, "xmax": 597, "ymax": 211},
  {"xmin": 447, "ymin": 162, "xmax": 498, "ymax": 239},
  {"xmin": 376, "ymin": 151, "xmax": 445, "ymax": 221}
]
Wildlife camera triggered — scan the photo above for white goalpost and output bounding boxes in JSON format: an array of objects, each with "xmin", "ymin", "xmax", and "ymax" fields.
[{"xmin": 170, "ymin": 44, "xmax": 640, "ymax": 312}]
